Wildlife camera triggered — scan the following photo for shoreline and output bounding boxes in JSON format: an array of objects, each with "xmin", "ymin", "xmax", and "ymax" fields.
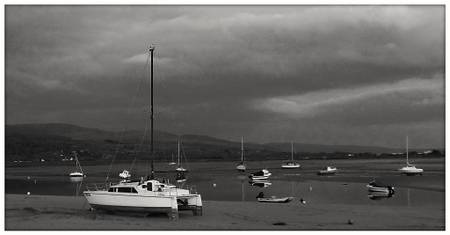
[{"xmin": 5, "ymin": 194, "xmax": 445, "ymax": 230}]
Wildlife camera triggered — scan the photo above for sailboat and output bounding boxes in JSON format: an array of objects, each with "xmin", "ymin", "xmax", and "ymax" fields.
[
  {"xmin": 69, "ymin": 151, "xmax": 85, "ymax": 182},
  {"xmin": 281, "ymin": 142, "xmax": 300, "ymax": 169},
  {"xmin": 168, "ymin": 153, "xmax": 177, "ymax": 166},
  {"xmin": 83, "ymin": 45, "xmax": 202, "ymax": 218},
  {"xmin": 236, "ymin": 136, "xmax": 246, "ymax": 172},
  {"xmin": 398, "ymin": 136, "xmax": 423, "ymax": 175},
  {"xmin": 176, "ymin": 138, "xmax": 187, "ymax": 172}
]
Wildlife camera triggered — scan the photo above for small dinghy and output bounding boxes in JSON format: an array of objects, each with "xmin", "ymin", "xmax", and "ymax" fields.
[
  {"xmin": 317, "ymin": 166, "xmax": 337, "ymax": 175},
  {"xmin": 368, "ymin": 191, "xmax": 394, "ymax": 200},
  {"xmin": 366, "ymin": 180, "xmax": 394, "ymax": 194},
  {"xmin": 249, "ymin": 169, "xmax": 272, "ymax": 180},
  {"xmin": 256, "ymin": 192, "xmax": 293, "ymax": 203}
]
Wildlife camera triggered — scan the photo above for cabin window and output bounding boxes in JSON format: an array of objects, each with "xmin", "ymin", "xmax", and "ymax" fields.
[
  {"xmin": 108, "ymin": 188, "xmax": 115, "ymax": 192},
  {"xmin": 117, "ymin": 187, "xmax": 138, "ymax": 193},
  {"xmin": 147, "ymin": 182, "xmax": 153, "ymax": 191}
]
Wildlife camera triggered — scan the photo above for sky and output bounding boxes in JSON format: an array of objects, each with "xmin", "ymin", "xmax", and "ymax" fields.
[{"xmin": 5, "ymin": 5, "xmax": 445, "ymax": 148}]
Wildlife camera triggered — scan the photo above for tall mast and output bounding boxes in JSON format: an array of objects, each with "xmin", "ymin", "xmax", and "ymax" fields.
[
  {"xmin": 406, "ymin": 135, "xmax": 409, "ymax": 165},
  {"xmin": 177, "ymin": 138, "xmax": 181, "ymax": 166},
  {"xmin": 241, "ymin": 136, "xmax": 244, "ymax": 162},
  {"xmin": 291, "ymin": 142, "xmax": 294, "ymax": 161},
  {"xmin": 149, "ymin": 45, "xmax": 155, "ymax": 179}
]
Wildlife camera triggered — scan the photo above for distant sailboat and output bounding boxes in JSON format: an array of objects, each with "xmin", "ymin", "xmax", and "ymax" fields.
[
  {"xmin": 168, "ymin": 153, "xmax": 176, "ymax": 166},
  {"xmin": 69, "ymin": 151, "xmax": 85, "ymax": 182},
  {"xmin": 398, "ymin": 136, "xmax": 423, "ymax": 175},
  {"xmin": 281, "ymin": 142, "xmax": 300, "ymax": 169},
  {"xmin": 236, "ymin": 137, "xmax": 246, "ymax": 172},
  {"xmin": 176, "ymin": 138, "xmax": 187, "ymax": 172}
]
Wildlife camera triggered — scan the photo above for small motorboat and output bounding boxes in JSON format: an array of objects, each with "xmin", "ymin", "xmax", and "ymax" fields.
[
  {"xmin": 366, "ymin": 180, "xmax": 395, "ymax": 194},
  {"xmin": 249, "ymin": 180, "xmax": 272, "ymax": 188},
  {"xmin": 256, "ymin": 192, "xmax": 293, "ymax": 203},
  {"xmin": 317, "ymin": 166, "xmax": 337, "ymax": 175},
  {"xmin": 249, "ymin": 169, "xmax": 272, "ymax": 180}
]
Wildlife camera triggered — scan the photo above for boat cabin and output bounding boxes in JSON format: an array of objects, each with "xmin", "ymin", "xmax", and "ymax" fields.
[{"xmin": 108, "ymin": 180, "xmax": 176, "ymax": 194}]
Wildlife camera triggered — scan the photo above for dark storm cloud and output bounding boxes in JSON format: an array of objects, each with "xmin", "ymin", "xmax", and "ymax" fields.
[{"xmin": 5, "ymin": 5, "xmax": 444, "ymax": 148}]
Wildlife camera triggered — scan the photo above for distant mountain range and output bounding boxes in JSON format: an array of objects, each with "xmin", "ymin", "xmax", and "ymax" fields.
[{"xmin": 5, "ymin": 123, "xmax": 441, "ymax": 163}]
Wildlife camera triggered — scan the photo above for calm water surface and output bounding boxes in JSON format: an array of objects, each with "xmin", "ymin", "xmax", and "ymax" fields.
[{"xmin": 6, "ymin": 164, "xmax": 444, "ymax": 208}]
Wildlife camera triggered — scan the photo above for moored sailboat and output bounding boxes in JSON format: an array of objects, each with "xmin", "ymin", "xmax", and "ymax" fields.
[
  {"xmin": 83, "ymin": 45, "xmax": 202, "ymax": 219},
  {"xmin": 236, "ymin": 136, "xmax": 246, "ymax": 172},
  {"xmin": 281, "ymin": 142, "xmax": 300, "ymax": 169},
  {"xmin": 175, "ymin": 138, "xmax": 188, "ymax": 172},
  {"xmin": 398, "ymin": 136, "xmax": 423, "ymax": 175},
  {"xmin": 69, "ymin": 151, "xmax": 85, "ymax": 182}
]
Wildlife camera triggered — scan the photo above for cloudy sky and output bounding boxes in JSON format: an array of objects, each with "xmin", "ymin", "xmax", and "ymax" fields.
[{"xmin": 5, "ymin": 5, "xmax": 445, "ymax": 148}]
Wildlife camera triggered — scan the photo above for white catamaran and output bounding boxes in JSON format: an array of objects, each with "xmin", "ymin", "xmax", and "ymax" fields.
[
  {"xmin": 83, "ymin": 45, "xmax": 202, "ymax": 219},
  {"xmin": 236, "ymin": 136, "xmax": 246, "ymax": 172},
  {"xmin": 398, "ymin": 136, "xmax": 423, "ymax": 175},
  {"xmin": 281, "ymin": 142, "xmax": 300, "ymax": 169}
]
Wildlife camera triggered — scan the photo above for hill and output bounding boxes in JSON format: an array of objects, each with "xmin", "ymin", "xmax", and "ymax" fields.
[{"xmin": 5, "ymin": 123, "xmax": 443, "ymax": 164}]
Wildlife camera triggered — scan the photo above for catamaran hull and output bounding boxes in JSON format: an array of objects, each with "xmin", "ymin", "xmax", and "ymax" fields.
[{"xmin": 84, "ymin": 191, "xmax": 202, "ymax": 218}]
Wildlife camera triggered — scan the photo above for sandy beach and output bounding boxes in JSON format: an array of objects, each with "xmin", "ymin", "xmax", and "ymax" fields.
[{"xmin": 5, "ymin": 194, "xmax": 444, "ymax": 230}]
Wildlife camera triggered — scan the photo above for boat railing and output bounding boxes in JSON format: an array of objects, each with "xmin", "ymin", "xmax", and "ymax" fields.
[{"xmin": 85, "ymin": 183, "xmax": 111, "ymax": 191}]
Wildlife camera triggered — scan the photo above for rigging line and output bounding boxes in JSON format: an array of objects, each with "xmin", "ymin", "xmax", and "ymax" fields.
[
  {"xmin": 129, "ymin": 110, "xmax": 150, "ymax": 172},
  {"xmin": 104, "ymin": 53, "xmax": 151, "ymax": 184},
  {"xmin": 180, "ymin": 140, "xmax": 189, "ymax": 170}
]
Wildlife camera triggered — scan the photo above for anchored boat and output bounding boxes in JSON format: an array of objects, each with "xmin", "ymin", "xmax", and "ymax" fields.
[
  {"xmin": 256, "ymin": 192, "xmax": 293, "ymax": 203},
  {"xmin": 69, "ymin": 151, "xmax": 85, "ymax": 182},
  {"xmin": 317, "ymin": 166, "xmax": 337, "ymax": 175},
  {"xmin": 249, "ymin": 169, "xmax": 272, "ymax": 180},
  {"xmin": 175, "ymin": 138, "xmax": 188, "ymax": 172},
  {"xmin": 398, "ymin": 136, "xmax": 423, "ymax": 175},
  {"xmin": 83, "ymin": 45, "xmax": 202, "ymax": 219},
  {"xmin": 236, "ymin": 136, "xmax": 247, "ymax": 172},
  {"xmin": 281, "ymin": 142, "xmax": 300, "ymax": 169},
  {"xmin": 366, "ymin": 180, "xmax": 395, "ymax": 194}
]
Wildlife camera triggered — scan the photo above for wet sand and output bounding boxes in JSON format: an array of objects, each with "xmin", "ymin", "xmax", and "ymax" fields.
[{"xmin": 5, "ymin": 194, "xmax": 444, "ymax": 230}]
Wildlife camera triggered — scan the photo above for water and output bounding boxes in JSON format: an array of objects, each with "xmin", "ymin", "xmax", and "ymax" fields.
[{"xmin": 5, "ymin": 166, "xmax": 444, "ymax": 208}]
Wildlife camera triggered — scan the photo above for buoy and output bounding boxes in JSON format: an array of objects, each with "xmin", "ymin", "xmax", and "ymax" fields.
[
  {"xmin": 300, "ymin": 198, "xmax": 306, "ymax": 204},
  {"xmin": 27, "ymin": 192, "xmax": 31, "ymax": 195},
  {"xmin": 212, "ymin": 183, "xmax": 217, "ymax": 187},
  {"xmin": 347, "ymin": 219, "xmax": 354, "ymax": 225}
]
